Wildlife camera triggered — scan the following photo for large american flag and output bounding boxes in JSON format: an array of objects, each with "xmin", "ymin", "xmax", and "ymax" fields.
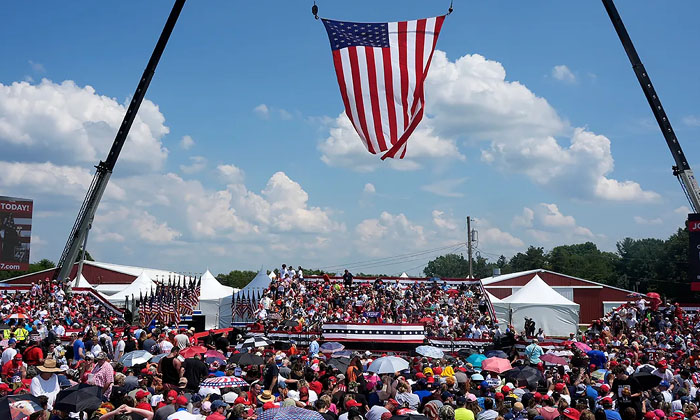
[{"xmin": 322, "ymin": 16, "xmax": 445, "ymax": 160}]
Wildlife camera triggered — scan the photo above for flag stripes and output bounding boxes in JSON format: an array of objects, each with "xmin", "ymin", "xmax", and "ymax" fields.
[{"xmin": 322, "ymin": 16, "xmax": 445, "ymax": 160}]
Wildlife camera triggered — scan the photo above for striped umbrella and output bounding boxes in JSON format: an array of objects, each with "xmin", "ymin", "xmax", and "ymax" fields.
[
  {"xmin": 241, "ymin": 336, "xmax": 273, "ymax": 348},
  {"xmin": 200, "ymin": 376, "xmax": 248, "ymax": 388},
  {"xmin": 259, "ymin": 407, "xmax": 324, "ymax": 420}
]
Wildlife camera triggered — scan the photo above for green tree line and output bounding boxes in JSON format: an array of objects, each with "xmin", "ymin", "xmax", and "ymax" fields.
[{"xmin": 423, "ymin": 227, "xmax": 690, "ymax": 298}]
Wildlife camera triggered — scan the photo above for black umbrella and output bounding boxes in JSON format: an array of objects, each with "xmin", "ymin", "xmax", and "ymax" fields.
[
  {"xmin": 328, "ymin": 357, "xmax": 351, "ymax": 371},
  {"xmin": 55, "ymin": 384, "xmax": 103, "ymax": 413},
  {"xmin": 282, "ymin": 320, "xmax": 299, "ymax": 327},
  {"xmin": 0, "ymin": 394, "xmax": 41, "ymax": 420},
  {"xmin": 504, "ymin": 366, "xmax": 544, "ymax": 387},
  {"xmin": 229, "ymin": 352, "xmax": 264, "ymax": 366},
  {"xmin": 630, "ymin": 372, "xmax": 662, "ymax": 391},
  {"xmin": 458, "ymin": 348, "xmax": 478, "ymax": 358},
  {"xmin": 636, "ymin": 364, "xmax": 655, "ymax": 374}
]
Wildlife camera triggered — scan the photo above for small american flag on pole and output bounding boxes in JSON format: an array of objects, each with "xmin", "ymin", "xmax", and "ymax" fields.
[{"xmin": 322, "ymin": 15, "xmax": 445, "ymax": 160}]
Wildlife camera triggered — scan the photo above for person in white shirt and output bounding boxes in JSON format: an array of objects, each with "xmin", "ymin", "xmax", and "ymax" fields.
[
  {"xmin": 114, "ymin": 335, "xmax": 126, "ymax": 361},
  {"xmin": 30, "ymin": 359, "xmax": 63, "ymax": 409},
  {"xmin": 1, "ymin": 339, "xmax": 18, "ymax": 366},
  {"xmin": 52, "ymin": 319, "xmax": 65, "ymax": 338}
]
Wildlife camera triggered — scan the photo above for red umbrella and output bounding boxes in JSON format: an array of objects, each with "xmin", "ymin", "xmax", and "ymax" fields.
[
  {"xmin": 646, "ymin": 292, "xmax": 661, "ymax": 300},
  {"xmin": 574, "ymin": 342, "xmax": 592, "ymax": 352},
  {"xmin": 481, "ymin": 357, "xmax": 512, "ymax": 374},
  {"xmin": 540, "ymin": 353, "xmax": 568, "ymax": 366},
  {"xmin": 181, "ymin": 346, "xmax": 207, "ymax": 358},
  {"xmin": 418, "ymin": 317, "xmax": 435, "ymax": 324},
  {"xmin": 446, "ymin": 289, "xmax": 460, "ymax": 296}
]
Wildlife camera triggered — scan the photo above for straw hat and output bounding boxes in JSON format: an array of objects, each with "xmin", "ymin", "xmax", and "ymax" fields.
[
  {"xmin": 37, "ymin": 358, "xmax": 65, "ymax": 374},
  {"xmin": 258, "ymin": 390, "xmax": 275, "ymax": 403}
]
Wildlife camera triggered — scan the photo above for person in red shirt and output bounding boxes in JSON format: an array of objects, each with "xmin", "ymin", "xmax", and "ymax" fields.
[
  {"xmin": 1, "ymin": 354, "xmax": 26, "ymax": 384},
  {"xmin": 22, "ymin": 339, "xmax": 44, "ymax": 367},
  {"xmin": 207, "ymin": 400, "xmax": 228, "ymax": 420},
  {"xmin": 134, "ymin": 390, "xmax": 152, "ymax": 412}
]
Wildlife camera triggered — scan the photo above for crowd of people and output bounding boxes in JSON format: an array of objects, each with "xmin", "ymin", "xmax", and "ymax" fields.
[
  {"xmin": 0, "ymin": 271, "xmax": 697, "ymax": 420},
  {"xmin": 253, "ymin": 266, "xmax": 497, "ymax": 340}
]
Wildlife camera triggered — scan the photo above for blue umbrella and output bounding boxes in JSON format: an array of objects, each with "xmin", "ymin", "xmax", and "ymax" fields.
[
  {"xmin": 320, "ymin": 342, "xmax": 344, "ymax": 353},
  {"xmin": 259, "ymin": 407, "xmax": 324, "ymax": 420},
  {"xmin": 415, "ymin": 345, "xmax": 444, "ymax": 359},
  {"xmin": 484, "ymin": 350, "xmax": 508, "ymax": 359},
  {"xmin": 466, "ymin": 353, "xmax": 487, "ymax": 367}
]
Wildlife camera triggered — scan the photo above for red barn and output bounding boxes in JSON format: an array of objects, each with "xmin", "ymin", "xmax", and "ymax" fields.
[{"xmin": 482, "ymin": 269, "xmax": 634, "ymax": 325}]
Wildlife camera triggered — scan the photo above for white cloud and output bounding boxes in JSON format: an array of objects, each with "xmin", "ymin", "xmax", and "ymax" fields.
[
  {"xmin": 421, "ymin": 178, "xmax": 467, "ymax": 198},
  {"xmin": 180, "ymin": 135, "xmax": 195, "ymax": 150},
  {"xmin": 363, "ymin": 183, "xmax": 376, "ymax": 194},
  {"xmin": 481, "ymin": 227, "xmax": 525, "ymax": 248},
  {"xmin": 675, "ymin": 206, "xmax": 691, "ymax": 215},
  {"xmin": 539, "ymin": 203, "xmax": 576, "ymax": 228},
  {"xmin": 28, "ymin": 60, "xmax": 45, "ymax": 73},
  {"xmin": 253, "ymin": 104, "xmax": 269, "ymax": 118},
  {"xmin": 518, "ymin": 203, "xmax": 595, "ymax": 242},
  {"xmin": 356, "ymin": 212, "xmax": 426, "ymax": 255},
  {"xmin": 0, "ymin": 79, "xmax": 169, "ymax": 172},
  {"xmin": 551, "ymin": 65, "xmax": 576, "ymax": 83},
  {"xmin": 432, "ymin": 210, "xmax": 459, "ymax": 231},
  {"xmin": 0, "ymin": 161, "xmax": 126, "ymax": 201},
  {"xmin": 179, "ymin": 156, "xmax": 207, "ymax": 174},
  {"xmin": 318, "ymin": 51, "xmax": 655, "ymax": 202},
  {"xmin": 217, "ymin": 164, "xmax": 245, "ymax": 184},
  {"xmin": 278, "ymin": 109, "xmax": 293, "ymax": 120},
  {"xmin": 319, "ymin": 112, "xmax": 464, "ymax": 172},
  {"xmin": 682, "ymin": 115, "xmax": 700, "ymax": 127},
  {"xmin": 512, "ymin": 207, "xmax": 534, "ymax": 228},
  {"xmin": 633, "ymin": 216, "xmax": 663, "ymax": 225}
]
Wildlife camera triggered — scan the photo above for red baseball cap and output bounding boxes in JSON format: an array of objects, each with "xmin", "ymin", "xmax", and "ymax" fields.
[
  {"xmin": 601, "ymin": 397, "xmax": 613, "ymax": 406},
  {"xmin": 346, "ymin": 399, "xmax": 362, "ymax": 408},
  {"xmin": 502, "ymin": 385, "xmax": 511, "ymax": 393},
  {"xmin": 175, "ymin": 395, "xmax": 188, "ymax": 406},
  {"xmin": 262, "ymin": 402, "xmax": 278, "ymax": 410},
  {"xmin": 644, "ymin": 412, "xmax": 658, "ymax": 420},
  {"xmin": 167, "ymin": 390, "xmax": 178, "ymax": 399},
  {"xmin": 563, "ymin": 408, "xmax": 581, "ymax": 420},
  {"xmin": 554, "ymin": 383, "xmax": 565, "ymax": 392},
  {"xmin": 135, "ymin": 390, "xmax": 149, "ymax": 399},
  {"xmin": 600, "ymin": 384, "xmax": 610, "ymax": 393},
  {"xmin": 495, "ymin": 392, "xmax": 504, "ymax": 400}
]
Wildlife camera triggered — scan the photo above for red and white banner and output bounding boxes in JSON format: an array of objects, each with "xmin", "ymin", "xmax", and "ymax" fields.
[
  {"xmin": 0, "ymin": 196, "xmax": 33, "ymax": 271},
  {"xmin": 322, "ymin": 323, "xmax": 425, "ymax": 343}
]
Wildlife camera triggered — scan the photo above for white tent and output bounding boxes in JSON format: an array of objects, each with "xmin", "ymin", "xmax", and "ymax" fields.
[
  {"xmin": 232, "ymin": 268, "xmax": 271, "ymax": 324},
  {"xmin": 107, "ymin": 271, "xmax": 156, "ymax": 304},
  {"xmin": 199, "ymin": 270, "xmax": 234, "ymax": 329},
  {"xmin": 486, "ymin": 291, "xmax": 511, "ymax": 330},
  {"xmin": 500, "ymin": 275, "xmax": 580, "ymax": 337},
  {"xmin": 71, "ymin": 274, "xmax": 94, "ymax": 289},
  {"xmin": 399, "ymin": 272, "xmax": 409, "ymax": 278}
]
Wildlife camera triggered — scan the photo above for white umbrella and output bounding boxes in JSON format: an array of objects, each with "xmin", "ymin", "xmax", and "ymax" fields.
[
  {"xmin": 415, "ymin": 345, "xmax": 444, "ymax": 359},
  {"xmin": 119, "ymin": 350, "xmax": 153, "ymax": 367},
  {"xmin": 367, "ymin": 356, "xmax": 409, "ymax": 374}
]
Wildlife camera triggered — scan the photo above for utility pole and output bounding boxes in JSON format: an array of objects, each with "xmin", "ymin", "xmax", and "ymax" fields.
[{"xmin": 467, "ymin": 216, "xmax": 473, "ymax": 278}]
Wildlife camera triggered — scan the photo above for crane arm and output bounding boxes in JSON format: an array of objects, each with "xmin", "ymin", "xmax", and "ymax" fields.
[
  {"xmin": 53, "ymin": 0, "xmax": 186, "ymax": 282},
  {"xmin": 601, "ymin": 0, "xmax": 700, "ymax": 212}
]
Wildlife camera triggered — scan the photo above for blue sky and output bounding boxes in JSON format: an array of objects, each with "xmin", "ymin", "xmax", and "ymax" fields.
[{"xmin": 1, "ymin": 1, "xmax": 699, "ymax": 276}]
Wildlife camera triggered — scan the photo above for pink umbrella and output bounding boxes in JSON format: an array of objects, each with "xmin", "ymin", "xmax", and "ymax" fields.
[
  {"xmin": 481, "ymin": 357, "xmax": 513, "ymax": 374},
  {"xmin": 574, "ymin": 342, "xmax": 592, "ymax": 352},
  {"xmin": 540, "ymin": 353, "xmax": 568, "ymax": 366},
  {"xmin": 204, "ymin": 349, "xmax": 226, "ymax": 359}
]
